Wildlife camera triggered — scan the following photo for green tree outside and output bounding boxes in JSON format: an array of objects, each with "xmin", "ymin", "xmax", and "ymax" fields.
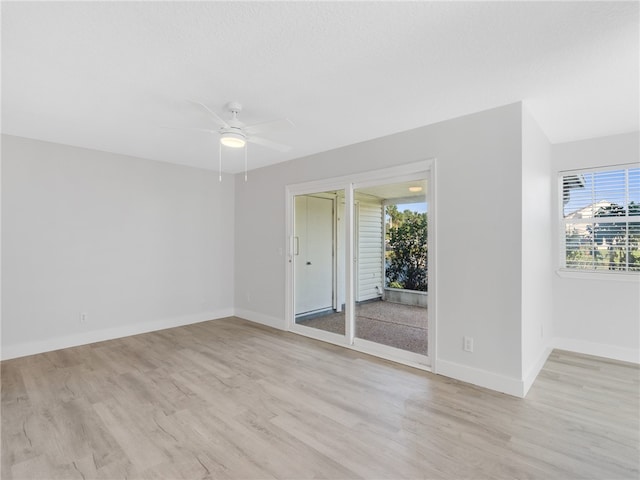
[{"xmin": 385, "ymin": 206, "xmax": 428, "ymax": 291}]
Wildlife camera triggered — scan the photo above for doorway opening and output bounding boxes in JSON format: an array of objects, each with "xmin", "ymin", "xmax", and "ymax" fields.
[{"xmin": 286, "ymin": 161, "xmax": 435, "ymax": 370}]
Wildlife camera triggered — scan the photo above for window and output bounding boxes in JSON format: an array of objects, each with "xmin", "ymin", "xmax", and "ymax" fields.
[{"xmin": 561, "ymin": 166, "xmax": 640, "ymax": 273}]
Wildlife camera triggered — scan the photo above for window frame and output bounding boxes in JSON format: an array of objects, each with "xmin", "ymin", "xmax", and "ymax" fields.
[{"xmin": 557, "ymin": 163, "xmax": 640, "ymax": 281}]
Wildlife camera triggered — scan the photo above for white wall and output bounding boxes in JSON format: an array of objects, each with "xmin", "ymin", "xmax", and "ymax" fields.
[
  {"xmin": 551, "ymin": 132, "xmax": 640, "ymax": 363},
  {"xmin": 235, "ymin": 103, "xmax": 528, "ymax": 395},
  {"xmin": 1, "ymin": 135, "xmax": 235, "ymax": 359},
  {"xmin": 3, "ymin": 110, "xmax": 635, "ymax": 394},
  {"xmin": 521, "ymin": 106, "xmax": 553, "ymax": 393}
]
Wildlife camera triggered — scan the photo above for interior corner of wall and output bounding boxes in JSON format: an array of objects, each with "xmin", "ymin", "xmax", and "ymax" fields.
[
  {"xmin": 234, "ymin": 308, "xmax": 287, "ymax": 331},
  {"xmin": 551, "ymin": 337, "xmax": 640, "ymax": 365},
  {"xmin": 435, "ymin": 358, "xmax": 526, "ymax": 398},
  {"xmin": 522, "ymin": 344, "xmax": 553, "ymax": 397}
]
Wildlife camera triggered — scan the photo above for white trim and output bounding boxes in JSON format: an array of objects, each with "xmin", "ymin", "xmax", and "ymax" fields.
[
  {"xmin": 287, "ymin": 160, "xmax": 433, "ymax": 197},
  {"xmin": 436, "ymin": 359, "xmax": 525, "ymax": 398},
  {"xmin": 332, "ymin": 195, "xmax": 339, "ymax": 311},
  {"xmin": 559, "ymin": 162, "xmax": 639, "ymax": 176},
  {"xmin": 352, "ymin": 337, "xmax": 430, "ymax": 371},
  {"xmin": 345, "ymin": 183, "xmax": 356, "ymax": 344},
  {"xmin": 427, "ymin": 162, "xmax": 438, "ymax": 373},
  {"xmin": 351, "ymin": 163, "xmax": 433, "ymax": 190},
  {"xmin": 285, "ymin": 186, "xmax": 294, "ymax": 331},
  {"xmin": 0, "ymin": 309, "xmax": 234, "ymax": 361},
  {"xmin": 556, "ymin": 179, "xmax": 566, "ymax": 270},
  {"xmin": 522, "ymin": 346, "xmax": 553, "ymax": 396},
  {"xmin": 552, "ymin": 337, "xmax": 640, "ymax": 364},
  {"xmin": 286, "ymin": 178, "xmax": 349, "ymax": 197},
  {"xmin": 235, "ymin": 308, "xmax": 287, "ymax": 331},
  {"xmin": 381, "ymin": 195, "xmax": 425, "ymax": 206},
  {"xmin": 290, "ymin": 322, "xmax": 347, "ymax": 346},
  {"xmin": 556, "ymin": 269, "xmax": 640, "ymax": 282}
]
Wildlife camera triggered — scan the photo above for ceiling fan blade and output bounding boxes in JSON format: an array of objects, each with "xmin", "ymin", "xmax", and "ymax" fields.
[
  {"xmin": 161, "ymin": 126, "xmax": 218, "ymax": 134},
  {"xmin": 247, "ymin": 135, "xmax": 292, "ymax": 152},
  {"xmin": 187, "ymin": 100, "xmax": 229, "ymax": 128},
  {"xmin": 244, "ymin": 118, "xmax": 295, "ymax": 136}
]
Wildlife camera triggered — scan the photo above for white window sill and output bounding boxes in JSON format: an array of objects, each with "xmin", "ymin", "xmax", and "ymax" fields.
[{"xmin": 556, "ymin": 269, "xmax": 640, "ymax": 282}]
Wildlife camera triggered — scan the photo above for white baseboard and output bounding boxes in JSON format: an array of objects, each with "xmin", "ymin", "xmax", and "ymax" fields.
[
  {"xmin": 234, "ymin": 308, "xmax": 286, "ymax": 331},
  {"xmin": 436, "ymin": 359, "xmax": 525, "ymax": 398},
  {"xmin": 0, "ymin": 309, "xmax": 234, "ymax": 361},
  {"xmin": 552, "ymin": 337, "xmax": 640, "ymax": 364}
]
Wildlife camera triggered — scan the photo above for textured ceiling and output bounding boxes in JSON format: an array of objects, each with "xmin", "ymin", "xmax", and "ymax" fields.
[{"xmin": 2, "ymin": 2, "xmax": 638, "ymax": 173}]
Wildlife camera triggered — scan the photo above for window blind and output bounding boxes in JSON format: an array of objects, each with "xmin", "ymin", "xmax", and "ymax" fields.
[{"xmin": 561, "ymin": 166, "xmax": 640, "ymax": 272}]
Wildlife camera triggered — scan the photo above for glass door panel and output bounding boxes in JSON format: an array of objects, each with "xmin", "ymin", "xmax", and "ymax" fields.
[
  {"xmin": 293, "ymin": 190, "xmax": 346, "ymax": 335},
  {"xmin": 353, "ymin": 180, "xmax": 428, "ymax": 355}
]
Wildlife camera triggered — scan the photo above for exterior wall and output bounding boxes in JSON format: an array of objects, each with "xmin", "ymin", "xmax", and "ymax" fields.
[
  {"xmin": 356, "ymin": 199, "xmax": 383, "ymax": 302},
  {"xmin": 1, "ymin": 135, "xmax": 235, "ymax": 359},
  {"xmin": 551, "ymin": 132, "xmax": 640, "ymax": 363},
  {"xmin": 234, "ymin": 103, "xmax": 526, "ymax": 395}
]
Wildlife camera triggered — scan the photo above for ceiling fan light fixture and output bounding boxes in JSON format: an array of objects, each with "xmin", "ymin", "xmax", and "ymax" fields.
[{"xmin": 220, "ymin": 131, "xmax": 246, "ymax": 148}]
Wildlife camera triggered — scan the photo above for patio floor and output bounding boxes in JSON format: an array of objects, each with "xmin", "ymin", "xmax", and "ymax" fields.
[{"xmin": 296, "ymin": 299, "xmax": 428, "ymax": 355}]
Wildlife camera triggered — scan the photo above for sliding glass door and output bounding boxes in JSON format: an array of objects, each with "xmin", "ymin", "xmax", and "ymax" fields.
[{"xmin": 287, "ymin": 163, "xmax": 434, "ymax": 369}]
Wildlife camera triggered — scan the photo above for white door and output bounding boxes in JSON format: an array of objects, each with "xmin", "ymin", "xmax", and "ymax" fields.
[{"xmin": 294, "ymin": 195, "xmax": 334, "ymax": 315}]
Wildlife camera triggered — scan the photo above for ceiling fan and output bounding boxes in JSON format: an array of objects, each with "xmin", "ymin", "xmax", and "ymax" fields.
[
  {"xmin": 194, "ymin": 101, "xmax": 293, "ymax": 151},
  {"xmin": 184, "ymin": 101, "xmax": 294, "ymax": 181}
]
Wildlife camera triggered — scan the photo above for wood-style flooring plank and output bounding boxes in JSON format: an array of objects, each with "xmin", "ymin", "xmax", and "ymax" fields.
[{"xmin": 2, "ymin": 317, "xmax": 638, "ymax": 479}]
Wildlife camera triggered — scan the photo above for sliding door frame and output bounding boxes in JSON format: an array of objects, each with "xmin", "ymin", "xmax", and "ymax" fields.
[{"xmin": 285, "ymin": 159, "xmax": 437, "ymax": 373}]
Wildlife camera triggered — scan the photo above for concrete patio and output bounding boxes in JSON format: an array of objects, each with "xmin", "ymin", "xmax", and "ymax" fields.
[{"xmin": 296, "ymin": 299, "xmax": 428, "ymax": 355}]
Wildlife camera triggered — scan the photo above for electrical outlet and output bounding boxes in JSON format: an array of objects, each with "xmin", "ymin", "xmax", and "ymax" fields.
[
  {"xmin": 80, "ymin": 312, "xmax": 88, "ymax": 324},
  {"xmin": 463, "ymin": 336, "xmax": 474, "ymax": 352}
]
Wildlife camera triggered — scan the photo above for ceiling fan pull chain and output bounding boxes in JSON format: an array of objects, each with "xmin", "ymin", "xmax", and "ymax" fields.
[{"xmin": 219, "ymin": 141, "xmax": 222, "ymax": 182}]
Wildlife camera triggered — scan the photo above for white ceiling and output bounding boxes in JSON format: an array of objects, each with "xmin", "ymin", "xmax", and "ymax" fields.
[{"xmin": 2, "ymin": 2, "xmax": 638, "ymax": 174}]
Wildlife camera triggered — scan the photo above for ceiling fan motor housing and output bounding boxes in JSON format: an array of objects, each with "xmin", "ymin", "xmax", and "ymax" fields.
[
  {"xmin": 226, "ymin": 101, "xmax": 243, "ymax": 114},
  {"xmin": 219, "ymin": 102, "xmax": 247, "ymax": 147}
]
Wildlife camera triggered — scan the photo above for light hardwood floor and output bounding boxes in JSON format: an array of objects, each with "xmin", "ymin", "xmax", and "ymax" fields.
[{"xmin": 2, "ymin": 317, "xmax": 639, "ymax": 479}]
